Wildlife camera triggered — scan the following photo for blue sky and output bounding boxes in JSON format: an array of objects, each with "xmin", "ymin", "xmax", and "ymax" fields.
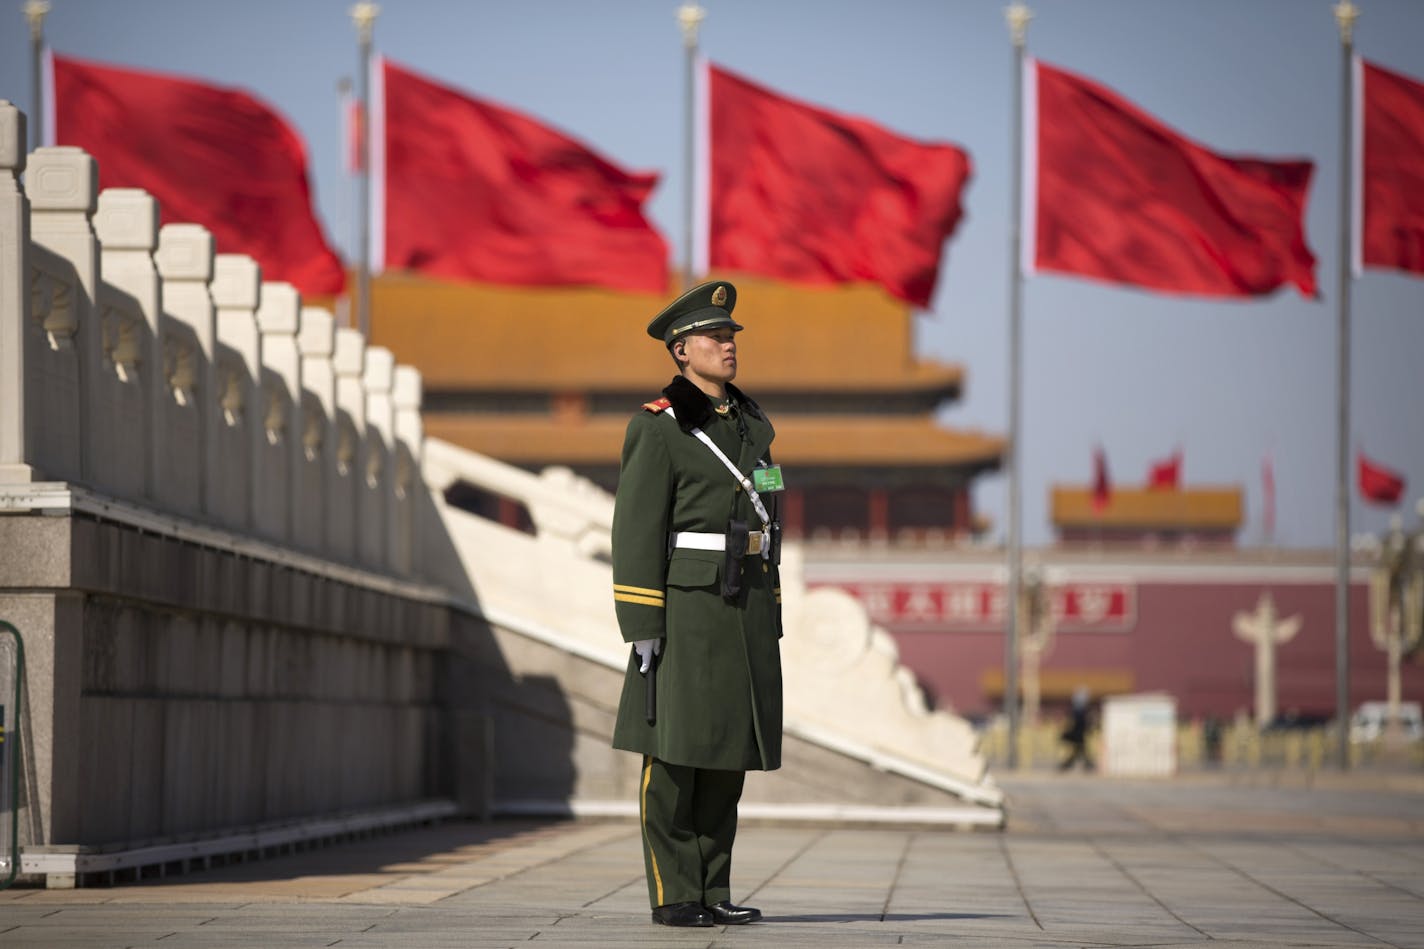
[{"xmin": 2, "ymin": 0, "xmax": 1421, "ymax": 548}]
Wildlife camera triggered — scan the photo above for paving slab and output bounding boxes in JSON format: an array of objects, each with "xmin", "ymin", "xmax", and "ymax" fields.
[{"xmin": 1, "ymin": 771, "xmax": 1421, "ymax": 948}]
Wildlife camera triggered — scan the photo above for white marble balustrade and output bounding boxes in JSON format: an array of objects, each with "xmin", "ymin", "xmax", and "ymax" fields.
[{"xmin": 0, "ymin": 99, "xmax": 423, "ymax": 578}]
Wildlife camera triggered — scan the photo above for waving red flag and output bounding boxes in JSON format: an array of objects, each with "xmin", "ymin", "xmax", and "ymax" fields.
[
  {"xmin": 1360, "ymin": 60, "xmax": 1424, "ymax": 276},
  {"xmin": 708, "ymin": 63, "xmax": 971, "ymax": 308},
  {"xmin": 379, "ymin": 58, "xmax": 668, "ymax": 293},
  {"xmin": 1032, "ymin": 60, "xmax": 1317, "ymax": 298},
  {"xmin": 52, "ymin": 54, "xmax": 345, "ymax": 296},
  {"xmin": 1358, "ymin": 451, "xmax": 1406, "ymax": 506},
  {"xmin": 1147, "ymin": 450, "xmax": 1181, "ymax": 490}
]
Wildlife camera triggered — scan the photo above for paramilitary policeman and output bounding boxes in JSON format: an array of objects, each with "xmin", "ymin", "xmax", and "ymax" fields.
[{"xmin": 611, "ymin": 279, "xmax": 785, "ymax": 929}]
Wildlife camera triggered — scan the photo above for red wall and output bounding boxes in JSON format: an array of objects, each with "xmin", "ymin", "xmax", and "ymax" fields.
[{"xmin": 870, "ymin": 579, "xmax": 1420, "ymax": 721}]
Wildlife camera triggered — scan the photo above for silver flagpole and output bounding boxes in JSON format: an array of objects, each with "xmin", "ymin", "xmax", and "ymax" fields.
[
  {"xmin": 24, "ymin": 1, "xmax": 49, "ymax": 146},
  {"xmin": 1332, "ymin": 0, "xmax": 1360, "ymax": 772},
  {"xmin": 678, "ymin": 3, "xmax": 705, "ymax": 289},
  {"xmin": 350, "ymin": 3, "xmax": 379, "ymax": 338},
  {"xmin": 1004, "ymin": 2, "xmax": 1032, "ymax": 771}
]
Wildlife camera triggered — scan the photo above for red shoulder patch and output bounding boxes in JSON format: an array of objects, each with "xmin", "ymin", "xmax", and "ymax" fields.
[{"xmin": 642, "ymin": 397, "xmax": 672, "ymax": 414}]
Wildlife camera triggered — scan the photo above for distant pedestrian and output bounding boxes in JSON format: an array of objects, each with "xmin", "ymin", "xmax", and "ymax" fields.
[
  {"xmin": 1203, "ymin": 715, "xmax": 1224, "ymax": 766},
  {"xmin": 1059, "ymin": 687, "xmax": 1094, "ymax": 771}
]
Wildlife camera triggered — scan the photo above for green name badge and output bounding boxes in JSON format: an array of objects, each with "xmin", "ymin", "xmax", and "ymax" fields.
[{"xmin": 752, "ymin": 464, "xmax": 785, "ymax": 493}]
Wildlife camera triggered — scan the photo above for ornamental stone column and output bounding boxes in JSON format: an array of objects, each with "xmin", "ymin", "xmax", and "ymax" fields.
[{"xmin": 1232, "ymin": 592, "xmax": 1303, "ymax": 729}]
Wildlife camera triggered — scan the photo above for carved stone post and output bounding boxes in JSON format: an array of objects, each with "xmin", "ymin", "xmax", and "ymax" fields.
[
  {"xmin": 0, "ymin": 101, "xmax": 31, "ymax": 480},
  {"xmin": 391, "ymin": 365, "xmax": 423, "ymax": 577},
  {"xmin": 296, "ymin": 307, "xmax": 336, "ymax": 554},
  {"xmin": 94, "ymin": 189, "xmax": 161, "ymax": 501},
  {"xmin": 330, "ymin": 327, "xmax": 366, "ymax": 562},
  {"xmin": 153, "ymin": 223, "xmax": 216, "ymax": 517},
  {"xmin": 210, "ymin": 254, "xmax": 261, "ymax": 530},
  {"xmin": 1232, "ymin": 592, "xmax": 1303, "ymax": 728},
  {"xmin": 28, "ymin": 145, "xmax": 98, "ymax": 486},
  {"xmin": 361, "ymin": 345, "xmax": 395, "ymax": 571},
  {"xmin": 254, "ymin": 282, "xmax": 302, "ymax": 543}
]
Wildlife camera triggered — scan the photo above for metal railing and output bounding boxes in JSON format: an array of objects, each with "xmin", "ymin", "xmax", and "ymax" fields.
[{"xmin": 0, "ymin": 621, "xmax": 22, "ymax": 890}]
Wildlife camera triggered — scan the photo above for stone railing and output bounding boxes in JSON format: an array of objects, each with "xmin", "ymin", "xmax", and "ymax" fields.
[
  {"xmin": 0, "ymin": 102, "xmax": 453, "ymax": 884},
  {"xmin": 0, "ymin": 107, "xmax": 420, "ymax": 571}
]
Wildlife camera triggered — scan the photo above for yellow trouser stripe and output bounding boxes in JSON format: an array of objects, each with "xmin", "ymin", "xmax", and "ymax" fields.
[
  {"xmin": 615, "ymin": 593, "xmax": 666, "ymax": 608},
  {"xmin": 614, "ymin": 583, "xmax": 664, "ymax": 600},
  {"xmin": 641, "ymin": 756, "xmax": 664, "ymax": 905}
]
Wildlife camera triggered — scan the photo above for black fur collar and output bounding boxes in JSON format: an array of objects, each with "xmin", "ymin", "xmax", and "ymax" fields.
[{"xmin": 661, "ymin": 375, "xmax": 763, "ymax": 434}]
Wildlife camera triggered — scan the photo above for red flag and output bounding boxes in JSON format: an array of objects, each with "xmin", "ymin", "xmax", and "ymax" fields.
[
  {"xmin": 708, "ymin": 63, "xmax": 971, "ymax": 308},
  {"xmin": 1147, "ymin": 450, "xmax": 1181, "ymax": 490},
  {"xmin": 1032, "ymin": 60, "xmax": 1317, "ymax": 298},
  {"xmin": 1358, "ymin": 451, "xmax": 1406, "ymax": 506},
  {"xmin": 1092, "ymin": 445, "xmax": 1112, "ymax": 512},
  {"xmin": 1360, "ymin": 60, "xmax": 1424, "ymax": 276},
  {"xmin": 52, "ymin": 54, "xmax": 345, "ymax": 296},
  {"xmin": 379, "ymin": 58, "xmax": 668, "ymax": 293}
]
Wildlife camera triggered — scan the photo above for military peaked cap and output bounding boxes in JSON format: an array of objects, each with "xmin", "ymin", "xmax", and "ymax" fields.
[{"xmin": 646, "ymin": 280, "xmax": 742, "ymax": 344}]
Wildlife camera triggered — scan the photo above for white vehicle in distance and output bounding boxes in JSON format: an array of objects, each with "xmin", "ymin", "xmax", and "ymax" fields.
[{"xmin": 1349, "ymin": 701, "xmax": 1424, "ymax": 743}]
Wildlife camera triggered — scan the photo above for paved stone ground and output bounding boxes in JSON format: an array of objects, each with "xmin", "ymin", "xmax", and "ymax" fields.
[{"xmin": 2, "ymin": 770, "xmax": 1423, "ymax": 948}]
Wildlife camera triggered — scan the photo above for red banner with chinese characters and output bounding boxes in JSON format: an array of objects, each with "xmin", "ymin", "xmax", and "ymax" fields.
[{"xmin": 818, "ymin": 580, "xmax": 1136, "ymax": 632}]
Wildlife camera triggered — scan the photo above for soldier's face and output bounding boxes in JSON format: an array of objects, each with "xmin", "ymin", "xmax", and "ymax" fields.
[{"xmin": 680, "ymin": 329, "xmax": 738, "ymax": 384}]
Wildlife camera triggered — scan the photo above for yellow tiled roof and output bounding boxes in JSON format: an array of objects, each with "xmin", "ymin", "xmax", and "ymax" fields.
[
  {"xmin": 1051, "ymin": 486, "xmax": 1244, "ymax": 530},
  {"xmin": 427, "ymin": 413, "xmax": 1005, "ymax": 468},
  {"xmin": 369, "ymin": 273, "xmax": 964, "ymax": 394}
]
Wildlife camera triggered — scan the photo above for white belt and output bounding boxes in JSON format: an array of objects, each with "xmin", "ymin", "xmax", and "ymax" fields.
[{"xmin": 671, "ymin": 529, "xmax": 771, "ymax": 558}]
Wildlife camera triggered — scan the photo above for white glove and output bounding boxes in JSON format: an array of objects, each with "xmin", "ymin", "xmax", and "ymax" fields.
[{"xmin": 634, "ymin": 638, "xmax": 663, "ymax": 673}]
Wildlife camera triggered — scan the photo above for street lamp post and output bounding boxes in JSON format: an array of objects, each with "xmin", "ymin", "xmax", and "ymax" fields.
[
  {"xmin": 24, "ymin": 1, "xmax": 49, "ymax": 148},
  {"xmin": 1365, "ymin": 502, "xmax": 1424, "ymax": 748},
  {"xmin": 350, "ymin": 2, "xmax": 379, "ymax": 339},
  {"xmin": 1331, "ymin": 0, "xmax": 1361, "ymax": 772},
  {"xmin": 1003, "ymin": 0, "xmax": 1033, "ymax": 771},
  {"xmin": 677, "ymin": 2, "xmax": 705, "ymax": 289}
]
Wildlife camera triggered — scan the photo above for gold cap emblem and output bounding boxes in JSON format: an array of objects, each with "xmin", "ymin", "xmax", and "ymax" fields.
[{"xmin": 711, "ymin": 285, "xmax": 728, "ymax": 307}]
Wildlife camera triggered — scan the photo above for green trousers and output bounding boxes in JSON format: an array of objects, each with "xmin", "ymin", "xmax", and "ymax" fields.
[{"xmin": 638, "ymin": 755, "xmax": 746, "ymax": 908}]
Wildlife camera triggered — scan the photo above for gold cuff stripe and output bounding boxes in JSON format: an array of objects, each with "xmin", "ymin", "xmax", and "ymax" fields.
[
  {"xmin": 613, "ymin": 583, "xmax": 664, "ymax": 600},
  {"xmin": 614, "ymin": 593, "xmax": 666, "ymax": 608}
]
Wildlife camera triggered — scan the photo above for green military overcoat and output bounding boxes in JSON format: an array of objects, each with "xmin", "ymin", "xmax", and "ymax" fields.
[{"xmin": 610, "ymin": 375, "xmax": 783, "ymax": 772}]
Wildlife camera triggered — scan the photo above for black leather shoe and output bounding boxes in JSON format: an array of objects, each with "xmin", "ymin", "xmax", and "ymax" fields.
[
  {"xmin": 651, "ymin": 902, "xmax": 714, "ymax": 927},
  {"xmin": 705, "ymin": 900, "xmax": 762, "ymax": 925}
]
